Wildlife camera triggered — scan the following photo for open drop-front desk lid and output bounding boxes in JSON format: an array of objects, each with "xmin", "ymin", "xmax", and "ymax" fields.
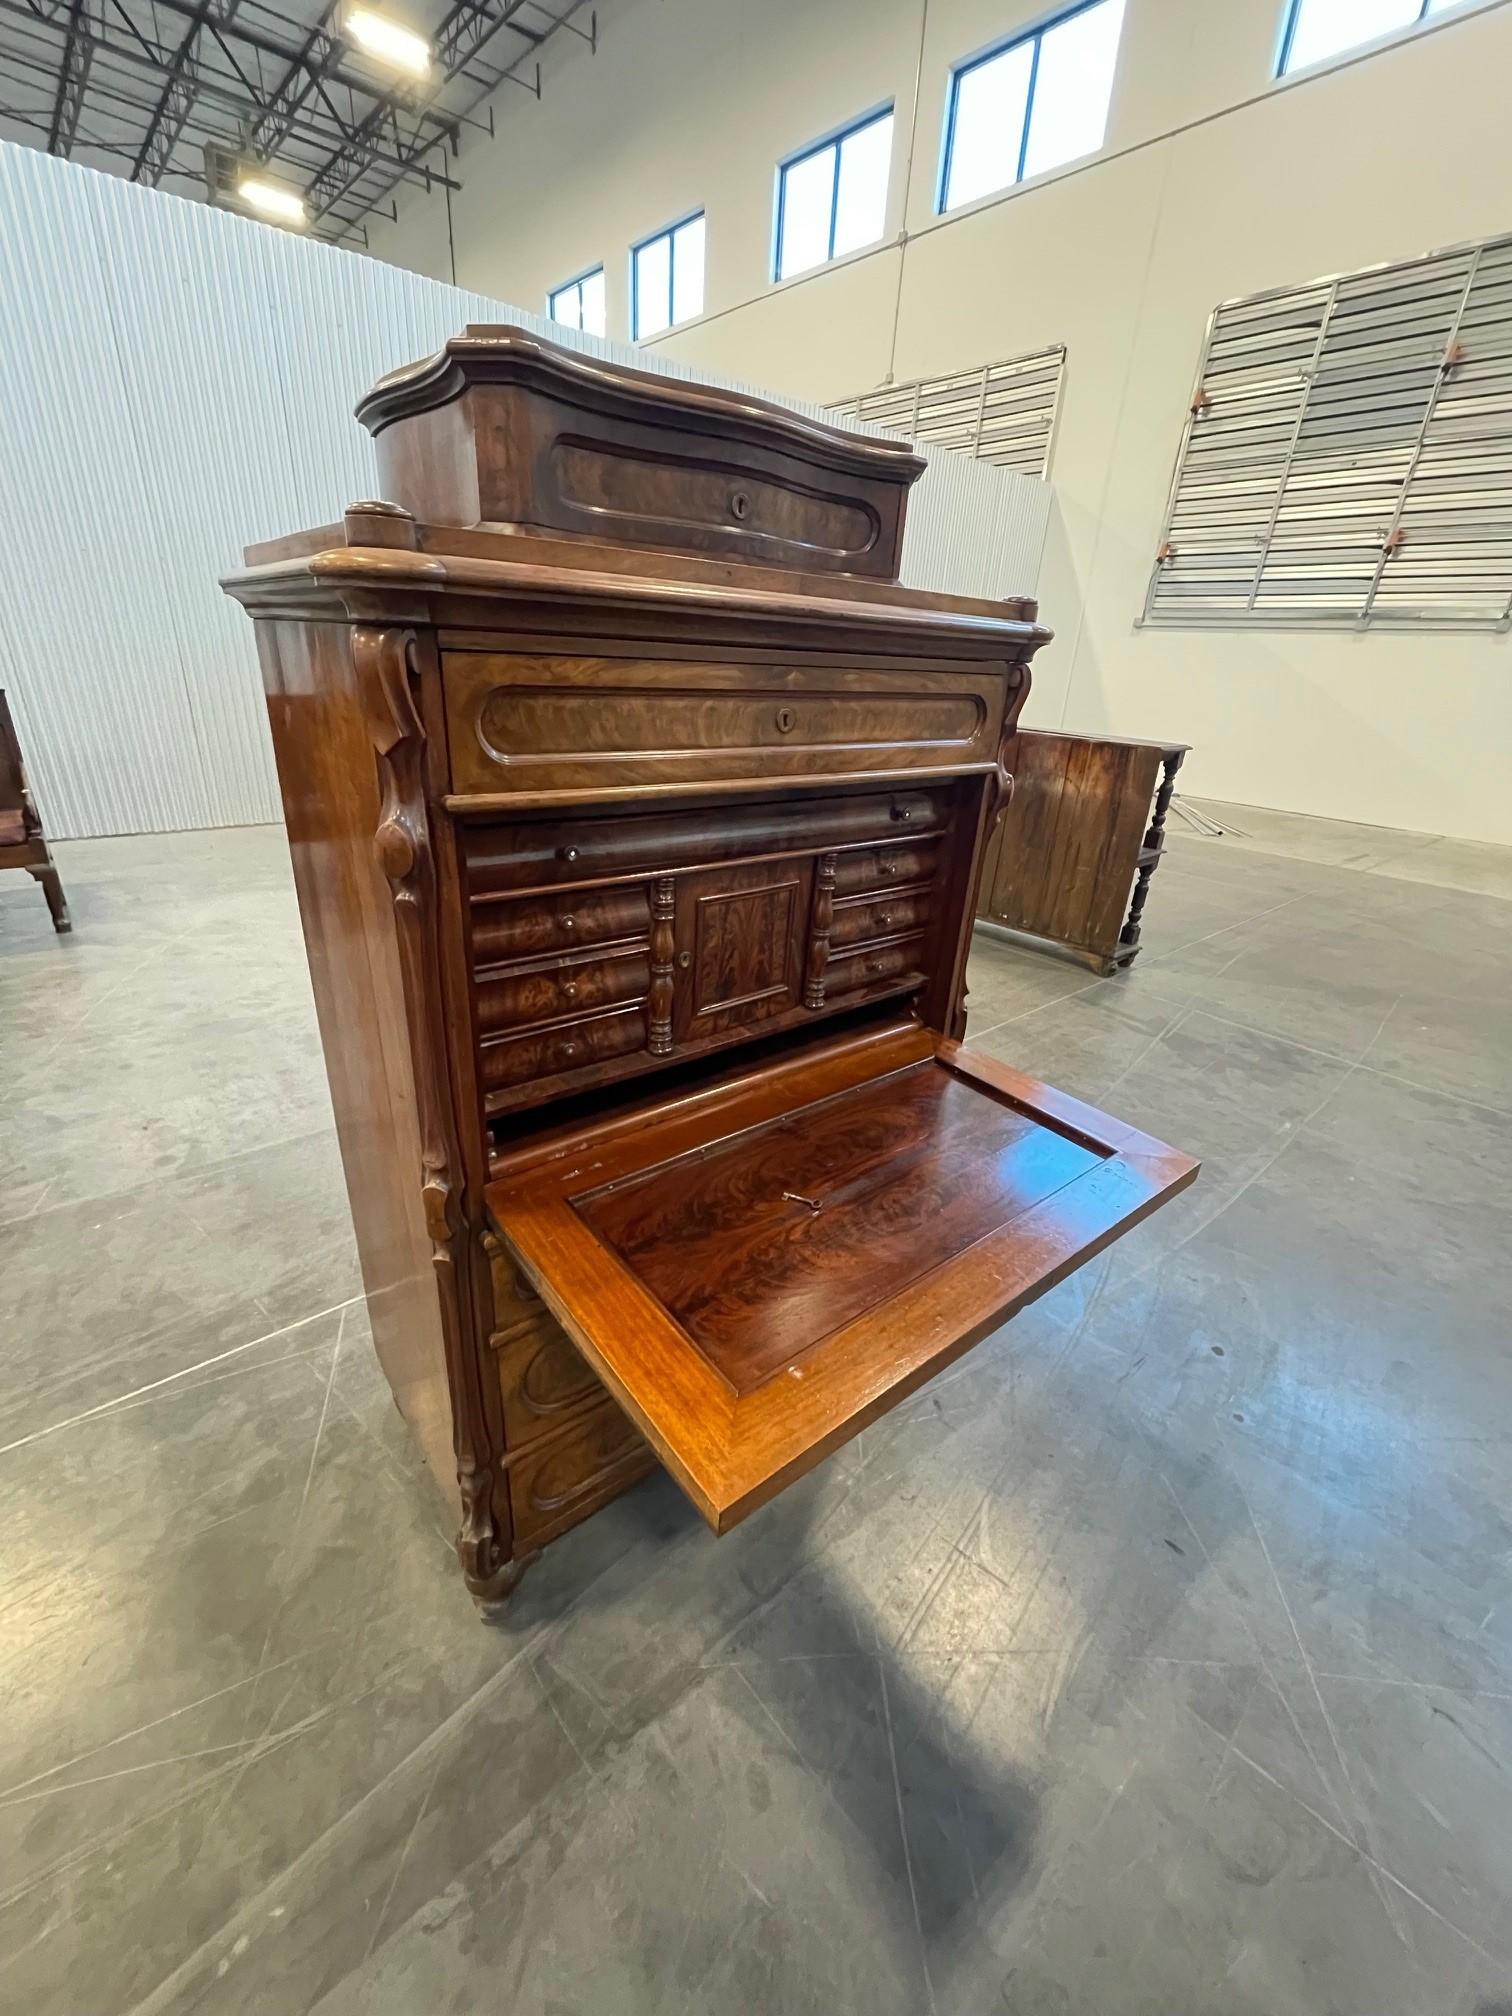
[{"xmin": 485, "ymin": 1019, "xmax": 1199, "ymax": 1534}]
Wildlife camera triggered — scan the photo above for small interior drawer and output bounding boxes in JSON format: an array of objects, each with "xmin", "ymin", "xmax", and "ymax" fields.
[
  {"xmin": 480, "ymin": 1003, "xmax": 649, "ymax": 1099},
  {"xmin": 443, "ymin": 653, "xmax": 1007, "ymax": 796},
  {"xmin": 831, "ymin": 837, "xmax": 943, "ymax": 896},
  {"xmin": 476, "ymin": 947, "xmax": 652, "ymax": 1038},
  {"xmin": 823, "ymin": 933, "xmax": 929, "ymax": 999},
  {"xmin": 829, "ymin": 886, "xmax": 934, "ymax": 950},
  {"xmin": 471, "ymin": 884, "xmax": 650, "ymax": 965}
]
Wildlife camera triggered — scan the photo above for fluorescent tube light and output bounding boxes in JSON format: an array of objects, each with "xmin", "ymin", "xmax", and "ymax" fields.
[
  {"xmin": 237, "ymin": 176, "xmax": 308, "ymax": 227},
  {"xmin": 343, "ymin": 8, "xmax": 431, "ymax": 76}
]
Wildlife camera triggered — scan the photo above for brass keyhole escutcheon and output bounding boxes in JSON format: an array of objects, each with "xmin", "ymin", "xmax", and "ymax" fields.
[
  {"xmin": 730, "ymin": 488, "xmax": 751, "ymax": 521},
  {"xmin": 676, "ymin": 950, "xmax": 692, "ymax": 969},
  {"xmin": 775, "ymin": 705, "xmax": 797, "ymax": 734}
]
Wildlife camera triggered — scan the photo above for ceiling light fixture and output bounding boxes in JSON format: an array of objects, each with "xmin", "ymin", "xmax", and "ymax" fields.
[
  {"xmin": 236, "ymin": 176, "xmax": 308, "ymax": 227},
  {"xmin": 342, "ymin": 8, "xmax": 432, "ymax": 77}
]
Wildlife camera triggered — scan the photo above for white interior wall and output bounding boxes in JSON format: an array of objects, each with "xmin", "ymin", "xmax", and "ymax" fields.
[
  {"xmin": 368, "ymin": 0, "xmax": 1512, "ymax": 845},
  {"xmin": 0, "ymin": 138, "xmax": 1046, "ymax": 839}
]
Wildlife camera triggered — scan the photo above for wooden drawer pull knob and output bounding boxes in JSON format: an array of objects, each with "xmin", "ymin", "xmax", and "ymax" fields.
[
  {"xmin": 891, "ymin": 804, "xmax": 913, "ymax": 823},
  {"xmin": 561, "ymin": 980, "xmax": 578, "ymax": 1001},
  {"xmin": 559, "ymin": 844, "xmax": 580, "ymax": 863},
  {"xmin": 879, "ymin": 911, "xmax": 894, "ymax": 928},
  {"xmin": 561, "ymin": 914, "xmax": 576, "ymax": 932},
  {"xmin": 559, "ymin": 1040, "xmax": 579, "ymax": 1061},
  {"xmin": 879, "ymin": 859, "xmax": 897, "ymax": 876}
]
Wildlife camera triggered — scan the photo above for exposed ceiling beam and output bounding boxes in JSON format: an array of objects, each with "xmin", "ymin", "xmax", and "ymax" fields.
[
  {"xmin": 308, "ymin": 0, "xmax": 585, "ymax": 231},
  {"xmin": 0, "ymin": 0, "xmax": 460, "ymax": 191},
  {"xmin": 46, "ymin": 0, "xmax": 93, "ymax": 155},
  {"xmin": 131, "ymin": 0, "xmax": 239, "ymax": 186}
]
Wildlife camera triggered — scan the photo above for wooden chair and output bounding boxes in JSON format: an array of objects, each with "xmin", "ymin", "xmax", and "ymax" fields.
[{"xmin": 0, "ymin": 689, "xmax": 70, "ymax": 934}]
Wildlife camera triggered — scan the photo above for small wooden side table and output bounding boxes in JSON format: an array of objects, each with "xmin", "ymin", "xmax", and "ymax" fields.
[
  {"xmin": 0, "ymin": 688, "xmax": 70, "ymax": 934},
  {"xmin": 977, "ymin": 728, "xmax": 1187, "ymax": 976}
]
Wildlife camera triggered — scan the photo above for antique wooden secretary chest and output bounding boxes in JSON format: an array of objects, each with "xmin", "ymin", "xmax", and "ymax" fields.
[{"xmin": 223, "ymin": 327, "xmax": 1197, "ymax": 1615}]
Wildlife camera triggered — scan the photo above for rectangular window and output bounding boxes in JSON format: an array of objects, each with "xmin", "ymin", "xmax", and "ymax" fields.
[
  {"xmin": 1143, "ymin": 232, "xmax": 1512, "ymax": 629},
  {"xmin": 776, "ymin": 107, "xmax": 894, "ymax": 283},
  {"xmin": 631, "ymin": 213, "xmax": 705, "ymax": 341},
  {"xmin": 1279, "ymin": 0, "xmax": 1471, "ymax": 74},
  {"xmin": 940, "ymin": 0, "xmax": 1125, "ymax": 215},
  {"xmin": 547, "ymin": 266, "xmax": 606, "ymax": 337}
]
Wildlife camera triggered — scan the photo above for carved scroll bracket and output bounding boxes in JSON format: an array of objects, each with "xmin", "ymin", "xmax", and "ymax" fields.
[{"xmin": 355, "ymin": 624, "xmax": 518, "ymax": 1611}]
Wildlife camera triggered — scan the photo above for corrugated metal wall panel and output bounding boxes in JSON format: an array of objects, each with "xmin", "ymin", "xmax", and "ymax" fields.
[{"xmin": 0, "ymin": 140, "xmax": 1050, "ymax": 839}]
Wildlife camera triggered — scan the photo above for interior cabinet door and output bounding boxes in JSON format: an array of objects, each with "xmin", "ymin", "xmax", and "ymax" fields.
[{"xmin": 673, "ymin": 856, "xmax": 815, "ymax": 1044}]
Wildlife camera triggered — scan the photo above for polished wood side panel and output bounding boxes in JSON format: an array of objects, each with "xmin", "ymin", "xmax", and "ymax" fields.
[
  {"xmin": 980, "ymin": 730, "xmax": 1189, "ymax": 975},
  {"xmin": 442, "ymin": 652, "xmax": 1005, "ymax": 795},
  {"xmin": 255, "ymin": 621, "xmax": 459, "ymax": 1512},
  {"xmin": 353, "ymin": 626, "xmax": 520, "ymax": 1607},
  {"xmin": 487, "ymin": 1025, "xmax": 1200, "ymax": 1535}
]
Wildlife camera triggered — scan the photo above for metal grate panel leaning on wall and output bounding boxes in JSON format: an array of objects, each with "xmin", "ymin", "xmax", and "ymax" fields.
[
  {"xmin": 828, "ymin": 348, "xmax": 1065, "ymax": 478},
  {"xmin": 1143, "ymin": 232, "xmax": 1512, "ymax": 630}
]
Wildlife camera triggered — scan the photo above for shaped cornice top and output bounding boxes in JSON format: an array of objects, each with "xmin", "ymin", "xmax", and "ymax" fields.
[{"xmin": 355, "ymin": 324, "xmax": 926, "ymax": 489}]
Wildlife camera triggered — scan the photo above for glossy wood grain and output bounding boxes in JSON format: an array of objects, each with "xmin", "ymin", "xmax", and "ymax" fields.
[
  {"xmin": 981, "ymin": 729, "xmax": 1190, "ymax": 975},
  {"xmin": 461, "ymin": 786, "xmax": 954, "ymax": 897},
  {"xmin": 356, "ymin": 324, "xmax": 921, "ymax": 578},
  {"xmin": 487, "ymin": 1023, "xmax": 1199, "ymax": 1533},
  {"xmin": 474, "ymin": 945, "xmax": 652, "ymax": 1036},
  {"xmin": 470, "ymin": 882, "xmax": 651, "ymax": 965},
  {"xmin": 220, "ymin": 325, "xmax": 1194, "ymax": 1617},
  {"xmin": 442, "ymin": 651, "xmax": 1004, "ymax": 795}
]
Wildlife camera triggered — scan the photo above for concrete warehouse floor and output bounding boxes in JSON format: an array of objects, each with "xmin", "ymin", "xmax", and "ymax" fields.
[{"xmin": 2, "ymin": 803, "xmax": 1510, "ymax": 2015}]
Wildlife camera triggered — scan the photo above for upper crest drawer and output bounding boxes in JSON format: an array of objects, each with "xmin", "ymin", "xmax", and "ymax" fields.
[{"xmin": 442, "ymin": 653, "xmax": 1011, "ymax": 798}]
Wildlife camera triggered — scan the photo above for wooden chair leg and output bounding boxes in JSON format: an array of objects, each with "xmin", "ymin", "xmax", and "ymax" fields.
[{"xmin": 28, "ymin": 859, "xmax": 71, "ymax": 933}]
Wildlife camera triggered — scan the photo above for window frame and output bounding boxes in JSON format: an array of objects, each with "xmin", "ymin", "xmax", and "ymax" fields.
[
  {"xmin": 630, "ymin": 211, "xmax": 706, "ymax": 342},
  {"xmin": 773, "ymin": 102, "xmax": 895, "ymax": 284},
  {"xmin": 546, "ymin": 264, "xmax": 605, "ymax": 336},
  {"xmin": 937, "ymin": 0, "xmax": 1122, "ymax": 216},
  {"xmin": 1277, "ymin": 0, "xmax": 1465, "ymax": 75}
]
